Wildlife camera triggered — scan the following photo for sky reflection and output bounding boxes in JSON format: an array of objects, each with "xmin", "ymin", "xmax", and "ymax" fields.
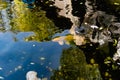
[{"xmin": 0, "ymin": 31, "xmax": 69, "ymax": 80}]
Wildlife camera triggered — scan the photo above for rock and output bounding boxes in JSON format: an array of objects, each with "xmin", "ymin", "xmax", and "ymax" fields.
[{"xmin": 73, "ymin": 35, "xmax": 86, "ymax": 45}]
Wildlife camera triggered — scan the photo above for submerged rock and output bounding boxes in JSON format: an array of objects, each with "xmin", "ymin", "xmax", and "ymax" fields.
[
  {"xmin": 26, "ymin": 71, "xmax": 40, "ymax": 80},
  {"xmin": 73, "ymin": 35, "xmax": 86, "ymax": 45},
  {"xmin": 26, "ymin": 71, "xmax": 48, "ymax": 80}
]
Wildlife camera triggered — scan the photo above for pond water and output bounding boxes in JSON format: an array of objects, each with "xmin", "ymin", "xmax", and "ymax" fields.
[
  {"xmin": 0, "ymin": 31, "xmax": 70, "ymax": 80},
  {"xmin": 0, "ymin": 0, "xmax": 120, "ymax": 80},
  {"xmin": 0, "ymin": 1, "xmax": 71, "ymax": 80}
]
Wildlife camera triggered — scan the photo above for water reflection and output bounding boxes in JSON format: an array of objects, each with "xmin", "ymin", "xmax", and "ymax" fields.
[
  {"xmin": 51, "ymin": 47, "xmax": 102, "ymax": 80},
  {"xmin": 0, "ymin": 4, "xmax": 72, "ymax": 78},
  {"xmin": 0, "ymin": 31, "xmax": 69, "ymax": 80},
  {"xmin": 1, "ymin": 0, "xmax": 120, "ymax": 80},
  {"xmin": 11, "ymin": 0, "xmax": 59, "ymax": 41},
  {"xmin": 0, "ymin": 1, "xmax": 70, "ymax": 80},
  {"xmin": 0, "ymin": 1, "xmax": 7, "ymax": 10}
]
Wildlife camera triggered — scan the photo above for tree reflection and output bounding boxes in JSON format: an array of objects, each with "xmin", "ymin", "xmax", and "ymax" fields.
[
  {"xmin": 0, "ymin": 1, "xmax": 7, "ymax": 10},
  {"xmin": 11, "ymin": 0, "xmax": 59, "ymax": 41},
  {"xmin": 51, "ymin": 46, "xmax": 102, "ymax": 80}
]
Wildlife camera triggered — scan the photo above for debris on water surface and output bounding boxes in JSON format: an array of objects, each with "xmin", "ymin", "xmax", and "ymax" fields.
[
  {"xmin": 30, "ymin": 62, "xmax": 35, "ymax": 65},
  {"xmin": 40, "ymin": 57, "xmax": 46, "ymax": 60},
  {"xmin": 32, "ymin": 44, "xmax": 36, "ymax": 47},
  {"xmin": 14, "ymin": 65, "xmax": 22, "ymax": 71},
  {"xmin": 0, "ymin": 67, "xmax": 3, "ymax": 70}
]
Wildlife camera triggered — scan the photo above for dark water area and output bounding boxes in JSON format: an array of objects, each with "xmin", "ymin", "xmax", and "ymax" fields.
[{"xmin": 0, "ymin": 0, "xmax": 120, "ymax": 80}]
